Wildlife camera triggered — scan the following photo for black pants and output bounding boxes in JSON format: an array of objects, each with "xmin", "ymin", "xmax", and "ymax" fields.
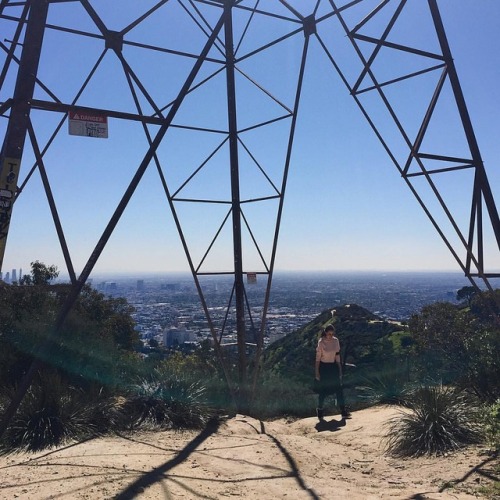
[{"xmin": 318, "ymin": 361, "xmax": 345, "ymax": 409}]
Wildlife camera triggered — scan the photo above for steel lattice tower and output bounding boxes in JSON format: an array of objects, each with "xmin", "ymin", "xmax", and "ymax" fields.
[{"xmin": 1, "ymin": 0, "xmax": 499, "ymax": 423}]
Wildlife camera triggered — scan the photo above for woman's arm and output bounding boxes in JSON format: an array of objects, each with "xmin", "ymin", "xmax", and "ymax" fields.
[
  {"xmin": 336, "ymin": 353, "xmax": 342, "ymax": 379},
  {"xmin": 315, "ymin": 342, "xmax": 322, "ymax": 379},
  {"xmin": 335, "ymin": 338, "xmax": 343, "ymax": 378}
]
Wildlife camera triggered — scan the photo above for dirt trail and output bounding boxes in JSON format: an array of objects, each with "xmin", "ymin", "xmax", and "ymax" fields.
[{"xmin": 0, "ymin": 405, "xmax": 496, "ymax": 499}]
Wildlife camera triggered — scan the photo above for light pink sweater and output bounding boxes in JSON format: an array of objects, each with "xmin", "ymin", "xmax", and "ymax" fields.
[{"xmin": 316, "ymin": 337, "xmax": 340, "ymax": 363}]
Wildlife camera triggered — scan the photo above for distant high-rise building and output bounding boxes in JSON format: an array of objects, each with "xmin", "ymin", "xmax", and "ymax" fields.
[
  {"xmin": 11, "ymin": 269, "xmax": 16, "ymax": 282},
  {"xmin": 163, "ymin": 327, "xmax": 196, "ymax": 348},
  {"xmin": 5, "ymin": 271, "xmax": 10, "ymax": 283}
]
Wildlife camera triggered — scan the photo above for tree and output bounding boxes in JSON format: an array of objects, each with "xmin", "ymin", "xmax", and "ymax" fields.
[
  {"xmin": 0, "ymin": 262, "xmax": 141, "ymax": 391},
  {"xmin": 456, "ymin": 286, "xmax": 477, "ymax": 307},
  {"xmin": 409, "ymin": 297, "xmax": 500, "ymax": 401},
  {"xmin": 408, "ymin": 302, "xmax": 469, "ymax": 384},
  {"xmin": 470, "ymin": 289, "xmax": 500, "ymax": 322},
  {"xmin": 18, "ymin": 260, "xmax": 59, "ymax": 285}
]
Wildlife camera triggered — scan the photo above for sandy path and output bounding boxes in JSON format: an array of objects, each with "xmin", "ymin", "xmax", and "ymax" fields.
[{"xmin": 0, "ymin": 405, "xmax": 496, "ymax": 499}]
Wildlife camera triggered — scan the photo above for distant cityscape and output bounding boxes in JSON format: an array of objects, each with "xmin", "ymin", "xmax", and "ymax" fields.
[
  {"xmin": 2, "ymin": 269, "xmax": 493, "ymax": 351},
  {"xmin": 0, "ymin": 268, "xmax": 21, "ymax": 284},
  {"xmin": 88, "ymin": 271, "xmax": 482, "ymax": 350}
]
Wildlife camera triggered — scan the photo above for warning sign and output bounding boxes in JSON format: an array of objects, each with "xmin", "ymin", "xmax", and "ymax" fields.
[
  {"xmin": 247, "ymin": 272, "xmax": 257, "ymax": 284},
  {"xmin": 68, "ymin": 110, "xmax": 108, "ymax": 138}
]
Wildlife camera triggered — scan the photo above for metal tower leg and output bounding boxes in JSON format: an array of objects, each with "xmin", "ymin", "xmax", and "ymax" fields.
[{"xmin": 0, "ymin": 0, "xmax": 49, "ymax": 269}]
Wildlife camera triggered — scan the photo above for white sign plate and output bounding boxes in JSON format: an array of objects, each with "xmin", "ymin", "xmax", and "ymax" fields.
[{"xmin": 68, "ymin": 111, "xmax": 108, "ymax": 138}]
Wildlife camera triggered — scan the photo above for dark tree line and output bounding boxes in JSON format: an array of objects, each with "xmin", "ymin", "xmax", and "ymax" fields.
[
  {"xmin": 0, "ymin": 261, "xmax": 141, "ymax": 392},
  {"xmin": 409, "ymin": 290, "xmax": 500, "ymax": 402}
]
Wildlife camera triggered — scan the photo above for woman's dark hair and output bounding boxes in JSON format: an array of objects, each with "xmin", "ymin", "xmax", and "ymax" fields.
[{"xmin": 320, "ymin": 324, "xmax": 335, "ymax": 337}]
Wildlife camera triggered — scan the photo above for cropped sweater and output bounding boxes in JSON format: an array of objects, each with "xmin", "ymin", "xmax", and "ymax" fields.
[{"xmin": 316, "ymin": 337, "xmax": 340, "ymax": 363}]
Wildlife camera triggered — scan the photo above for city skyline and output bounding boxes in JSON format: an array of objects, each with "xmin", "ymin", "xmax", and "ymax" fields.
[{"xmin": 1, "ymin": 1, "xmax": 499, "ymax": 279}]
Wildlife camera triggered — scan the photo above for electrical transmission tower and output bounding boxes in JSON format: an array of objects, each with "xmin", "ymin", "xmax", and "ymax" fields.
[{"xmin": 1, "ymin": 0, "xmax": 499, "ymax": 423}]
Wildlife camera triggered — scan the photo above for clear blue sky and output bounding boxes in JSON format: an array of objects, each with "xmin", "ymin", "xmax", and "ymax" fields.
[{"xmin": 1, "ymin": 0, "xmax": 499, "ymax": 279}]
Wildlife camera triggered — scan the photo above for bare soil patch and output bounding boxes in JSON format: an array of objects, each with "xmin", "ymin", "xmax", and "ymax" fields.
[{"xmin": 0, "ymin": 405, "xmax": 496, "ymax": 499}]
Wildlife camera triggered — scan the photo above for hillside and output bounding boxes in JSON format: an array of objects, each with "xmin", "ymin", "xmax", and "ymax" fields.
[{"xmin": 263, "ymin": 303, "xmax": 404, "ymax": 387}]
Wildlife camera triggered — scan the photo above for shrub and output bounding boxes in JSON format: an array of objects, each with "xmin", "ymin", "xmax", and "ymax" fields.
[
  {"xmin": 123, "ymin": 368, "xmax": 213, "ymax": 430},
  {"xmin": 83, "ymin": 389, "xmax": 129, "ymax": 436},
  {"xmin": 356, "ymin": 367, "xmax": 411, "ymax": 406},
  {"xmin": 0, "ymin": 374, "xmax": 95, "ymax": 453},
  {"xmin": 249, "ymin": 375, "xmax": 315, "ymax": 419},
  {"xmin": 482, "ymin": 399, "xmax": 500, "ymax": 451},
  {"xmin": 384, "ymin": 385, "xmax": 483, "ymax": 457}
]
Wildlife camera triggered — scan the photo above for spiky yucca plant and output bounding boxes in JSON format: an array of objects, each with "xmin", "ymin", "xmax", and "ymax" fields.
[
  {"xmin": 357, "ymin": 369, "xmax": 411, "ymax": 406},
  {"xmin": 0, "ymin": 374, "xmax": 94, "ymax": 453},
  {"xmin": 385, "ymin": 385, "xmax": 483, "ymax": 457},
  {"xmin": 124, "ymin": 369, "xmax": 212, "ymax": 430}
]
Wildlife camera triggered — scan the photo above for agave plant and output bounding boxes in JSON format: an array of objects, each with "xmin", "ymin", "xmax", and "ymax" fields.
[
  {"xmin": 357, "ymin": 368, "xmax": 411, "ymax": 406},
  {"xmin": 0, "ymin": 373, "xmax": 95, "ymax": 453},
  {"xmin": 384, "ymin": 385, "xmax": 483, "ymax": 457},
  {"xmin": 123, "ymin": 368, "xmax": 213, "ymax": 430}
]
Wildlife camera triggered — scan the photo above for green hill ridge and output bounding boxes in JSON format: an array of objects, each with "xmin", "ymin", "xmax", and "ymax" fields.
[{"xmin": 263, "ymin": 303, "xmax": 404, "ymax": 387}]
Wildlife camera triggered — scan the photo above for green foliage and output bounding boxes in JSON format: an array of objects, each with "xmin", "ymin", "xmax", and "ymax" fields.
[
  {"xmin": 0, "ymin": 367, "xmax": 215, "ymax": 453},
  {"xmin": 123, "ymin": 366, "xmax": 213, "ymax": 430},
  {"xmin": 408, "ymin": 302, "xmax": 468, "ymax": 378},
  {"xmin": 482, "ymin": 399, "xmax": 500, "ymax": 451},
  {"xmin": 384, "ymin": 386, "xmax": 483, "ymax": 457},
  {"xmin": 18, "ymin": 261, "xmax": 59, "ymax": 286},
  {"xmin": 470, "ymin": 289, "xmax": 500, "ymax": 321},
  {"xmin": 250, "ymin": 375, "xmax": 316, "ymax": 419},
  {"xmin": 357, "ymin": 365, "xmax": 411, "ymax": 406},
  {"xmin": 0, "ymin": 264, "xmax": 142, "ymax": 392},
  {"xmin": 385, "ymin": 330, "xmax": 414, "ymax": 354},
  {"xmin": 409, "ymin": 297, "xmax": 500, "ymax": 401},
  {"xmin": 0, "ymin": 373, "xmax": 95, "ymax": 453},
  {"xmin": 161, "ymin": 340, "xmax": 220, "ymax": 380},
  {"xmin": 263, "ymin": 304, "xmax": 402, "ymax": 387},
  {"xmin": 478, "ymin": 478, "xmax": 500, "ymax": 500},
  {"xmin": 463, "ymin": 327, "xmax": 500, "ymax": 402},
  {"xmin": 456, "ymin": 285, "xmax": 477, "ymax": 306}
]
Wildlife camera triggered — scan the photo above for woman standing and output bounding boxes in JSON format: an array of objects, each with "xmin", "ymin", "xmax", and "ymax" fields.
[{"xmin": 315, "ymin": 324, "xmax": 350, "ymax": 420}]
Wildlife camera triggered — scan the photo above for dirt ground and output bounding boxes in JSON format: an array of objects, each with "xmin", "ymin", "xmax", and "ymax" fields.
[{"xmin": 0, "ymin": 405, "xmax": 497, "ymax": 499}]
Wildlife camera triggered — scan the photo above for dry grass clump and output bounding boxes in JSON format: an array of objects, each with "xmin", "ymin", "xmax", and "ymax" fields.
[{"xmin": 385, "ymin": 385, "xmax": 483, "ymax": 457}]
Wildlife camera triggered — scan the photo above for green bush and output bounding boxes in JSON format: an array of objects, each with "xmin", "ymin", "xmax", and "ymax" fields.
[
  {"xmin": 0, "ymin": 373, "xmax": 95, "ymax": 453},
  {"xmin": 0, "ymin": 368, "xmax": 216, "ymax": 453},
  {"xmin": 123, "ymin": 368, "xmax": 214, "ymax": 430},
  {"xmin": 249, "ymin": 375, "xmax": 316, "ymax": 419},
  {"xmin": 356, "ymin": 367, "xmax": 411, "ymax": 406},
  {"xmin": 482, "ymin": 399, "xmax": 500, "ymax": 451},
  {"xmin": 384, "ymin": 385, "xmax": 483, "ymax": 457}
]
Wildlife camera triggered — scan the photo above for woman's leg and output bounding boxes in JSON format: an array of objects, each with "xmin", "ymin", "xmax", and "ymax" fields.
[
  {"xmin": 335, "ymin": 380, "xmax": 350, "ymax": 417},
  {"xmin": 317, "ymin": 364, "xmax": 326, "ymax": 420},
  {"xmin": 318, "ymin": 392, "xmax": 325, "ymax": 409},
  {"xmin": 317, "ymin": 392, "xmax": 325, "ymax": 420}
]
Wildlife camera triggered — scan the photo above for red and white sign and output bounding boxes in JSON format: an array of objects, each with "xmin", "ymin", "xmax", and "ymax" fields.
[
  {"xmin": 68, "ymin": 110, "xmax": 108, "ymax": 138},
  {"xmin": 247, "ymin": 272, "xmax": 257, "ymax": 284}
]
